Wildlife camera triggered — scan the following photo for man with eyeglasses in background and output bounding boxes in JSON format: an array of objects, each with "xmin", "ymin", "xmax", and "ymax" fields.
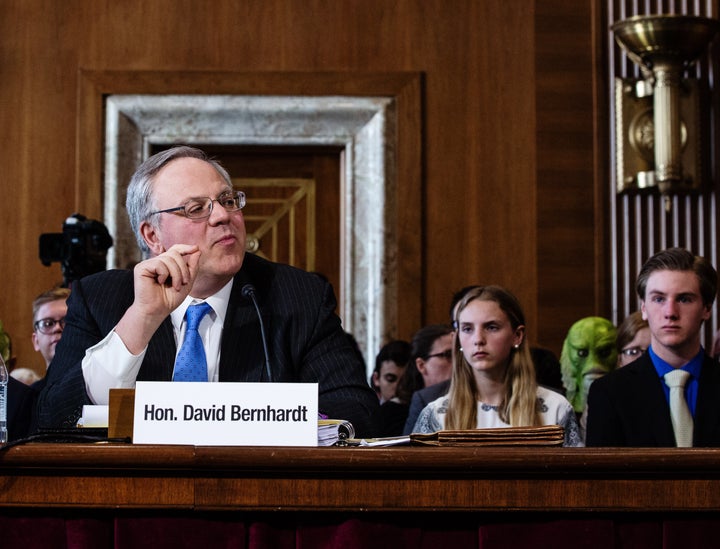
[
  {"xmin": 31, "ymin": 287, "xmax": 71, "ymax": 379},
  {"xmin": 0, "ymin": 287, "xmax": 71, "ymax": 441},
  {"xmin": 37, "ymin": 146, "xmax": 378, "ymax": 436}
]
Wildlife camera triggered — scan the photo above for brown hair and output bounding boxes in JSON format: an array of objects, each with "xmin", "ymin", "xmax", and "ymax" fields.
[
  {"xmin": 616, "ymin": 311, "xmax": 648, "ymax": 352},
  {"xmin": 636, "ymin": 247, "xmax": 717, "ymax": 307},
  {"xmin": 32, "ymin": 286, "xmax": 71, "ymax": 324}
]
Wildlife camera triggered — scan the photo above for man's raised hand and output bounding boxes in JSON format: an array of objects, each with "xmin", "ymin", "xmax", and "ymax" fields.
[{"xmin": 114, "ymin": 244, "xmax": 201, "ymax": 354}]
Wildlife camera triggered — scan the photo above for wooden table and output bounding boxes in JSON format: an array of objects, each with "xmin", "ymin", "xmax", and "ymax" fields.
[{"xmin": 1, "ymin": 443, "xmax": 720, "ymax": 512}]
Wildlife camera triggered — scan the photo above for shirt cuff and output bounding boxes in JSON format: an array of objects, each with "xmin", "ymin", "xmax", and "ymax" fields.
[{"xmin": 82, "ymin": 328, "xmax": 147, "ymax": 405}]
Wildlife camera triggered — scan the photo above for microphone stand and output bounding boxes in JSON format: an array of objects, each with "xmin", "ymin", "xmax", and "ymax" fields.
[{"xmin": 241, "ymin": 284, "xmax": 273, "ymax": 382}]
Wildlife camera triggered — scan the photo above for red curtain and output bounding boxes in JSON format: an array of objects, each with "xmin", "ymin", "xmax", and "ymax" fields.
[{"xmin": 1, "ymin": 514, "xmax": 716, "ymax": 549}]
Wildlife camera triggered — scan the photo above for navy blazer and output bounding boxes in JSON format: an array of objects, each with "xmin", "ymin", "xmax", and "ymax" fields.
[
  {"xmin": 37, "ymin": 253, "xmax": 379, "ymax": 437},
  {"xmin": 586, "ymin": 352, "xmax": 720, "ymax": 447},
  {"xmin": 403, "ymin": 379, "xmax": 450, "ymax": 435},
  {"xmin": 7, "ymin": 376, "xmax": 36, "ymax": 442}
]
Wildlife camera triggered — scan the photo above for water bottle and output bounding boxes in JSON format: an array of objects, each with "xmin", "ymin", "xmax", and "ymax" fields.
[{"xmin": 0, "ymin": 355, "xmax": 7, "ymax": 445}]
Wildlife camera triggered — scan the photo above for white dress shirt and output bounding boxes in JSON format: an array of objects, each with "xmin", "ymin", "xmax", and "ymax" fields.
[{"xmin": 82, "ymin": 279, "xmax": 234, "ymax": 404}]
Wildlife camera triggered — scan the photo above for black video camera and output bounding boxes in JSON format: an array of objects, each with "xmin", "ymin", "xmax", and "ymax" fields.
[{"xmin": 39, "ymin": 214, "xmax": 114, "ymax": 287}]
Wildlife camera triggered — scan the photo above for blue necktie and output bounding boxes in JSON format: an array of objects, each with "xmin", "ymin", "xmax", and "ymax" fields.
[{"xmin": 173, "ymin": 302, "xmax": 213, "ymax": 382}]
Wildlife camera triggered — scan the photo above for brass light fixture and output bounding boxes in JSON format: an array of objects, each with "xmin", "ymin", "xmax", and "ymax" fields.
[{"xmin": 612, "ymin": 15, "xmax": 719, "ymax": 211}]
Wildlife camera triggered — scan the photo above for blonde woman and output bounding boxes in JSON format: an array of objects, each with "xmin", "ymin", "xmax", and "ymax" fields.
[{"xmin": 412, "ymin": 285, "xmax": 582, "ymax": 447}]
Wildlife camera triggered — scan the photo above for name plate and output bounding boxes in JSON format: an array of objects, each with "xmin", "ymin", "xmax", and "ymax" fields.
[{"xmin": 133, "ymin": 381, "xmax": 318, "ymax": 446}]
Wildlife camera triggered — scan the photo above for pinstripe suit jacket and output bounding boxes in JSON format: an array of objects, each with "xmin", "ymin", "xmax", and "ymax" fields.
[
  {"xmin": 585, "ymin": 352, "xmax": 720, "ymax": 447},
  {"xmin": 37, "ymin": 253, "xmax": 379, "ymax": 436}
]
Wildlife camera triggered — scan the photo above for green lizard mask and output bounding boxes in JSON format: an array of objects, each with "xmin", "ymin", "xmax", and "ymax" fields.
[{"xmin": 560, "ymin": 316, "xmax": 617, "ymax": 413}]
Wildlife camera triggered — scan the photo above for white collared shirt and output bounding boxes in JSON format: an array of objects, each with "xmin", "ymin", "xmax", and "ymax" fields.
[{"xmin": 82, "ymin": 279, "xmax": 234, "ymax": 405}]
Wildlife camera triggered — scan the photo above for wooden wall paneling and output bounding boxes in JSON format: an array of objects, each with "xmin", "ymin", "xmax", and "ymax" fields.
[
  {"xmin": 478, "ymin": 2, "xmax": 538, "ymax": 337},
  {"xmin": 76, "ymin": 70, "xmax": 422, "ymax": 344},
  {"xmin": 416, "ymin": 2, "xmax": 540, "ymax": 341},
  {"xmin": 592, "ymin": 0, "xmax": 612, "ymax": 326},
  {"xmin": 607, "ymin": 0, "xmax": 720, "ymax": 347},
  {"xmin": 535, "ymin": 1, "xmax": 598, "ymax": 354},
  {"xmin": 0, "ymin": 2, "xmax": 81, "ymax": 374},
  {"xmin": 1, "ymin": 0, "xmax": 599, "ymax": 372}
]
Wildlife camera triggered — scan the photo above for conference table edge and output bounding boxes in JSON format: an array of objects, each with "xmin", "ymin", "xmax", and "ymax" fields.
[{"xmin": 0, "ymin": 444, "xmax": 719, "ymax": 512}]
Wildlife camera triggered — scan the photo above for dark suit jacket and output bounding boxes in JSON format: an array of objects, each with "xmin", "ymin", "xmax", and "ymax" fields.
[
  {"xmin": 586, "ymin": 352, "xmax": 720, "ymax": 447},
  {"xmin": 402, "ymin": 379, "xmax": 449, "ymax": 435},
  {"xmin": 8, "ymin": 376, "xmax": 36, "ymax": 442},
  {"xmin": 37, "ymin": 253, "xmax": 379, "ymax": 437},
  {"xmin": 373, "ymin": 400, "xmax": 410, "ymax": 437}
]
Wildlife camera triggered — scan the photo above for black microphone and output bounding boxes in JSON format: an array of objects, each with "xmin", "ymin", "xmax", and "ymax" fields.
[{"xmin": 241, "ymin": 284, "xmax": 273, "ymax": 382}]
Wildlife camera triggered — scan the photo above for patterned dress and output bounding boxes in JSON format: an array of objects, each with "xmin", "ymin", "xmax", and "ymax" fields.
[{"xmin": 411, "ymin": 385, "xmax": 584, "ymax": 447}]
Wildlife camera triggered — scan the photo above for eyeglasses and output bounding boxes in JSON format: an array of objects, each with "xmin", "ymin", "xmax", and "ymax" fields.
[
  {"xmin": 621, "ymin": 347, "xmax": 647, "ymax": 358},
  {"xmin": 426, "ymin": 350, "xmax": 452, "ymax": 360},
  {"xmin": 149, "ymin": 190, "xmax": 246, "ymax": 220},
  {"xmin": 34, "ymin": 317, "xmax": 65, "ymax": 334}
]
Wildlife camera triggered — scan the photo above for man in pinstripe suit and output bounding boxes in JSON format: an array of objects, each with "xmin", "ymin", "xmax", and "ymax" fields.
[{"xmin": 37, "ymin": 146, "xmax": 378, "ymax": 437}]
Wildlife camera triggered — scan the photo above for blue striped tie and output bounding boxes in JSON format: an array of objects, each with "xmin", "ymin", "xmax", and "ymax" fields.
[{"xmin": 173, "ymin": 302, "xmax": 213, "ymax": 382}]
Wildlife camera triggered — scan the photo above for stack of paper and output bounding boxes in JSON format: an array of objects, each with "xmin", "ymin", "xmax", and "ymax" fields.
[
  {"xmin": 318, "ymin": 419, "xmax": 355, "ymax": 446},
  {"xmin": 410, "ymin": 425, "xmax": 564, "ymax": 447},
  {"xmin": 77, "ymin": 405, "xmax": 109, "ymax": 428},
  {"xmin": 349, "ymin": 435, "xmax": 411, "ymax": 447}
]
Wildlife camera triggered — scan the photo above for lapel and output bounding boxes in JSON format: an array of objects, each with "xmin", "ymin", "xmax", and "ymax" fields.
[
  {"xmin": 141, "ymin": 317, "xmax": 176, "ymax": 381},
  {"xmin": 694, "ymin": 356, "xmax": 720, "ymax": 445},
  {"xmin": 218, "ymin": 269, "xmax": 268, "ymax": 382},
  {"xmin": 629, "ymin": 355, "xmax": 676, "ymax": 445}
]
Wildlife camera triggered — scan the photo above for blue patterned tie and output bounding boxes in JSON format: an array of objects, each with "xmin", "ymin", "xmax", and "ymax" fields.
[{"xmin": 173, "ymin": 302, "xmax": 213, "ymax": 382}]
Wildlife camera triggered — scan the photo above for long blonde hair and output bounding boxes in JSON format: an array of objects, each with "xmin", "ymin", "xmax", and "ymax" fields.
[{"xmin": 445, "ymin": 285, "xmax": 541, "ymax": 429}]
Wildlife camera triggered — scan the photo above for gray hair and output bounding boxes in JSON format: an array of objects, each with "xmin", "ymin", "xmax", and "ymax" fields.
[{"xmin": 126, "ymin": 146, "xmax": 233, "ymax": 255}]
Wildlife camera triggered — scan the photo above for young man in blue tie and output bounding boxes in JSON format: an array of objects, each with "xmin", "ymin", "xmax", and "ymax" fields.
[{"xmin": 586, "ymin": 247, "xmax": 720, "ymax": 447}]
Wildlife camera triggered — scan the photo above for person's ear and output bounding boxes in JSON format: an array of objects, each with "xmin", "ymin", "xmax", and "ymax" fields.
[
  {"xmin": 32, "ymin": 332, "xmax": 40, "ymax": 352},
  {"xmin": 641, "ymin": 301, "xmax": 648, "ymax": 321},
  {"xmin": 416, "ymin": 357, "xmax": 428, "ymax": 375},
  {"xmin": 140, "ymin": 221, "xmax": 164, "ymax": 256},
  {"xmin": 513, "ymin": 325, "xmax": 526, "ymax": 348},
  {"xmin": 703, "ymin": 303, "xmax": 712, "ymax": 321}
]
